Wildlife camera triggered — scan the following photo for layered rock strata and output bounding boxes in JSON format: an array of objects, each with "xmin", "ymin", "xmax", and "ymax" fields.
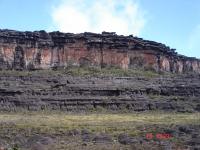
[
  {"xmin": 0, "ymin": 29, "xmax": 200, "ymax": 73},
  {"xmin": 0, "ymin": 72, "xmax": 200, "ymax": 112}
]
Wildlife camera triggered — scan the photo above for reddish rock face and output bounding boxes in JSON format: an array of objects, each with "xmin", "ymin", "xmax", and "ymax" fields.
[
  {"xmin": 40, "ymin": 48, "xmax": 52, "ymax": 68},
  {"xmin": 191, "ymin": 60, "xmax": 200, "ymax": 73},
  {"xmin": 143, "ymin": 53, "xmax": 158, "ymax": 71},
  {"xmin": 1, "ymin": 44, "xmax": 15, "ymax": 64},
  {"xmin": 176, "ymin": 60, "xmax": 184, "ymax": 73},
  {"xmin": 0, "ymin": 30, "xmax": 199, "ymax": 73},
  {"xmin": 103, "ymin": 50, "xmax": 129, "ymax": 69},
  {"xmin": 160, "ymin": 57, "xmax": 170, "ymax": 72}
]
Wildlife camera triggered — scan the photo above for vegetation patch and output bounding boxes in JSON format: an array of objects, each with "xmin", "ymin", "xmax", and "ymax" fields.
[
  {"xmin": 0, "ymin": 111, "xmax": 199, "ymax": 135},
  {"xmin": 0, "ymin": 67, "xmax": 168, "ymax": 78}
]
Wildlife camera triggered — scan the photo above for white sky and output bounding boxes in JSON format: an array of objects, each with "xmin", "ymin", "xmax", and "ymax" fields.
[{"xmin": 51, "ymin": 0, "xmax": 146, "ymax": 36}]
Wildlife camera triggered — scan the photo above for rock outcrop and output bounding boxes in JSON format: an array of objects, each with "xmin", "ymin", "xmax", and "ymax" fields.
[
  {"xmin": 0, "ymin": 72, "xmax": 200, "ymax": 112},
  {"xmin": 0, "ymin": 29, "xmax": 200, "ymax": 73}
]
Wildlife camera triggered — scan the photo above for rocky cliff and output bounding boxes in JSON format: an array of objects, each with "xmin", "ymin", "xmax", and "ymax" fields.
[
  {"xmin": 0, "ymin": 70, "xmax": 200, "ymax": 112},
  {"xmin": 0, "ymin": 29, "xmax": 200, "ymax": 73}
]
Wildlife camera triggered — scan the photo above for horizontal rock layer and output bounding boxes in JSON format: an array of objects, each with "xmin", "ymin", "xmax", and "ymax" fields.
[
  {"xmin": 0, "ymin": 72, "xmax": 200, "ymax": 112},
  {"xmin": 0, "ymin": 29, "xmax": 200, "ymax": 73}
]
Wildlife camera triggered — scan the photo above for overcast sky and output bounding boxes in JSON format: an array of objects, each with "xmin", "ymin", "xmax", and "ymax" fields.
[{"xmin": 0, "ymin": 0, "xmax": 199, "ymax": 58}]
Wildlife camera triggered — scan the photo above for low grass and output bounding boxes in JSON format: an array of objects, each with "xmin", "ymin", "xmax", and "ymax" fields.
[
  {"xmin": 0, "ymin": 111, "xmax": 199, "ymax": 136},
  {"xmin": 64, "ymin": 67, "xmax": 161, "ymax": 78},
  {"xmin": 0, "ymin": 112, "xmax": 198, "ymax": 150},
  {"xmin": 0, "ymin": 67, "xmax": 165, "ymax": 78}
]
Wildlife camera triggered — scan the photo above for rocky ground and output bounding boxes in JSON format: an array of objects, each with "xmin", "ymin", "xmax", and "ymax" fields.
[
  {"xmin": 0, "ymin": 68, "xmax": 200, "ymax": 112},
  {"xmin": 0, "ymin": 68, "xmax": 200, "ymax": 150},
  {"xmin": 0, "ymin": 112, "xmax": 199, "ymax": 150}
]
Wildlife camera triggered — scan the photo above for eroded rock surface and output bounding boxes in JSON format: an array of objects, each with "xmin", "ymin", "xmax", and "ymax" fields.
[
  {"xmin": 0, "ymin": 125, "xmax": 199, "ymax": 150},
  {"xmin": 0, "ymin": 29, "xmax": 200, "ymax": 73},
  {"xmin": 0, "ymin": 72, "xmax": 200, "ymax": 112}
]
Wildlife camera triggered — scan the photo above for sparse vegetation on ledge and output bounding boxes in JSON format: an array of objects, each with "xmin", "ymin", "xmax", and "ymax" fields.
[{"xmin": 0, "ymin": 66, "xmax": 171, "ymax": 78}]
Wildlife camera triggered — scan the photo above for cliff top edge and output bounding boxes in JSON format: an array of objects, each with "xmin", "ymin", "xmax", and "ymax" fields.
[{"xmin": 0, "ymin": 29, "xmax": 199, "ymax": 60}]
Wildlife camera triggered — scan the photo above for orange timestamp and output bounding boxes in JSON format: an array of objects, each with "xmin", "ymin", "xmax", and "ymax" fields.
[{"xmin": 146, "ymin": 133, "xmax": 172, "ymax": 139}]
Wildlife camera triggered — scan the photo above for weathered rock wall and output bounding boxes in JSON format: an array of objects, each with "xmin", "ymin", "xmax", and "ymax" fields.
[
  {"xmin": 0, "ymin": 29, "xmax": 200, "ymax": 73},
  {"xmin": 0, "ymin": 72, "xmax": 200, "ymax": 112}
]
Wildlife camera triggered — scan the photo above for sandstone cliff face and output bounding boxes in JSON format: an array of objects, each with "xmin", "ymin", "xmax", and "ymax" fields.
[{"xmin": 0, "ymin": 29, "xmax": 200, "ymax": 73}]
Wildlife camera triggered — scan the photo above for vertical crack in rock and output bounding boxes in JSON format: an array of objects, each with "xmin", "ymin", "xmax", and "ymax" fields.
[{"xmin": 13, "ymin": 46, "xmax": 25, "ymax": 70}]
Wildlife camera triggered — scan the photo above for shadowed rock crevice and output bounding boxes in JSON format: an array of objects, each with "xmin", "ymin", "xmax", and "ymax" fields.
[{"xmin": 13, "ymin": 46, "xmax": 25, "ymax": 70}]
